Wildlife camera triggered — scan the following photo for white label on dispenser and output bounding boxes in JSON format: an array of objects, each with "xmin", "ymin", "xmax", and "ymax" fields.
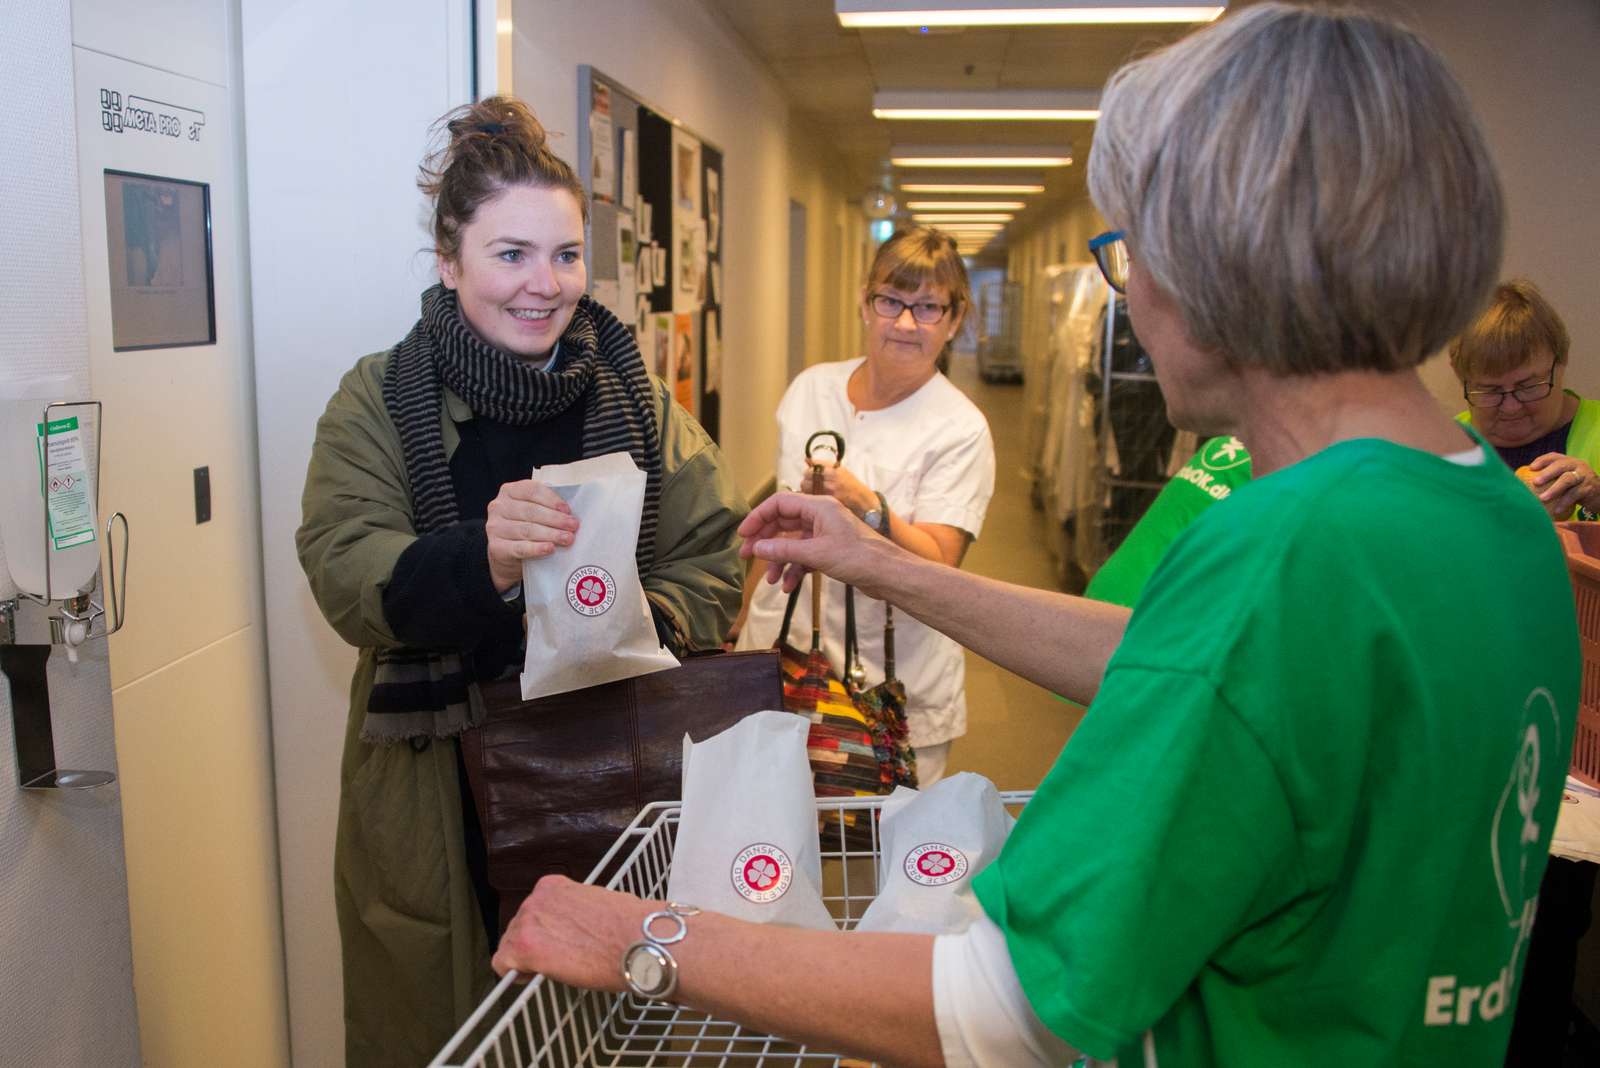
[{"xmin": 36, "ymin": 418, "xmax": 96, "ymax": 549}]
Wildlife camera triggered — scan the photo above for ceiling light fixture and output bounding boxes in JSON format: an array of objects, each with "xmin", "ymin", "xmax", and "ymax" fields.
[
  {"xmin": 913, "ymin": 213, "xmax": 1015, "ymax": 222},
  {"xmin": 906, "ymin": 200, "xmax": 1027, "ymax": 210},
  {"xmin": 928, "ymin": 222, "xmax": 1006, "ymax": 232},
  {"xmin": 893, "ymin": 155, "xmax": 1071, "ymax": 168},
  {"xmin": 879, "ymin": 107, "xmax": 1099, "ymax": 120},
  {"xmin": 837, "ymin": 1, "xmax": 1225, "ymax": 28},
  {"xmin": 874, "ymin": 89, "xmax": 1101, "ymax": 122},
  {"xmin": 900, "ymin": 183, "xmax": 1046, "ymax": 194}
]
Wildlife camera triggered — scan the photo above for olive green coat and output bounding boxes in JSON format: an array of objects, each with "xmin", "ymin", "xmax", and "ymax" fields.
[{"xmin": 297, "ymin": 352, "xmax": 745, "ymax": 1066}]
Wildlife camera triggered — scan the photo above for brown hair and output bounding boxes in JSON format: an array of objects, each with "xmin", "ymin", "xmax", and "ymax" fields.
[
  {"xmin": 418, "ymin": 96, "xmax": 588, "ymax": 263},
  {"xmin": 1449, "ymin": 279, "xmax": 1571, "ymax": 381},
  {"xmin": 866, "ymin": 227, "xmax": 972, "ymax": 323}
]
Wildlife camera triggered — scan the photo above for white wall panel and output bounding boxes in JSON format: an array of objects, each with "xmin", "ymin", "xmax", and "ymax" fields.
[
  {"xmin": 111, "ymin": 627, "xmax": 287, "ymax": 1068},
  {"xmin": 0, "ymin": 2, "xmax": 142, "ymax": 1064},
  {"xmin": 72, "ymin": 0, "xmax": 230, "ymax": 88},
  {"xmin": 68, "ymin": 4, "xmax": 290, "ymax": 1066},
  {"xmin": 242, "ymin": 2, "xmax": 474, "ymax": 1061},
  {"xmin": 72, "ymin": 48, "xmax": 257, "ymax": 689}
]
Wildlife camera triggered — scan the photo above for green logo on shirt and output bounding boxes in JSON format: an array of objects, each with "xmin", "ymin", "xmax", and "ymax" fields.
[
  {"xmin": 1423, "ymin": 687, "xmax": 1561, "ymax": 1029},
  {"xmin": 1199, "ymin": 436, "xmax": 1249, "ymax": 472}
]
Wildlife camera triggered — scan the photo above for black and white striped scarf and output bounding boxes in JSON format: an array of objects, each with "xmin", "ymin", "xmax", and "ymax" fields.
[{"xmin": 363, "ymin": 284, "xmax": 661, "ymax": 742}]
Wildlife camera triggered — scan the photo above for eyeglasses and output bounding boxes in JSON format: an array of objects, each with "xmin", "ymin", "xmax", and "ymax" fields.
[
  {"xmin": 1463, "ymin": 361, "xmax": 1558, "ymax": 409},
  {"xmin": 869, "ymin": 292, "xmax": 951, "ymax": 325},
  {"xmin": 1089, "ymin": 229, "xmax": 1129, "ymax": 293}
]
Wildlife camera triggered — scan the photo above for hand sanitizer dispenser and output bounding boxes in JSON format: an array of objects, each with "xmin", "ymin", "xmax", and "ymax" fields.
[
  {"xmin": 0, "ymin": 375, "xmax": 128, "ymax": 790},
  {"xmin": 0, "ymin": 375, "xmax": 102, "ymax": 605}
]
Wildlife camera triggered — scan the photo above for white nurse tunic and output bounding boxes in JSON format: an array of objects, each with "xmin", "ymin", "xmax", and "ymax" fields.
[{"xmin": 736, "ymin": 358, "xmax": 996, "ymax": 749}]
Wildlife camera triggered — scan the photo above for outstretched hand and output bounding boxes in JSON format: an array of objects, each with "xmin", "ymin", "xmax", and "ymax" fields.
[{"xmin": 737, "ymin": 492, "xmax": 894, "ymax": 599}]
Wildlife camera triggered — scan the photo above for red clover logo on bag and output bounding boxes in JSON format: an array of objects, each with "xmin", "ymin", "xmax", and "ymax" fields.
[
  {"xmin": 566, "ymin": 566, "xmax": 616, "ymax": 616},
  {"xmin": 731, "ymin": 843, "xmax": 794, "ymax": 903},
  {"xmin": 904, "ymin": 843, "xmax": 969, "ymax": 887}
]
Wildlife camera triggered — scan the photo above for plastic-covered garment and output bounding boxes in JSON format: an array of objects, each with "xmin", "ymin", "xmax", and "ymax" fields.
[
  {"xmin": 1030, "ymin": 273, "xmax": 1199, "ymax": 582},
  {"xmin": 1085, "ymin": 297, "xmax": 1176, "ymax": 557}
]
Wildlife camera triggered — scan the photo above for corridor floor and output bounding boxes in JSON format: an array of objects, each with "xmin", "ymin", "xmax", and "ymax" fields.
[{"xmin": 943, "ymin": 352, "xmax": 1084, "ymax": 791}]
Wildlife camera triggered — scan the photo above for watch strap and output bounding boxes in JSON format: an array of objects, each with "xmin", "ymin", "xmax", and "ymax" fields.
[
  {"xmin": 872, "ymin": 490, "xmax": 891, "ymax": 536},
  {"xmin": 622, "ymin": 903, "xmax": 700, "ymax": 1001}
]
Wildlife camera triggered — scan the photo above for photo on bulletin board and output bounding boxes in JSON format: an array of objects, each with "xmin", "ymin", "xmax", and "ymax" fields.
[
  {"xmin": 673, "ymin": 313, "xmax": 697, "ymax": 415},
  {"xmin": 621, "ymin": 129, "xmax": 637, "ymax": 208},
  {"xmin": 652, "ymin": 312, "xmax": 675, "ymax": 382},
  {"xmin": 701, "ymin": 307, "xmax": 721, "ymax": 441},
  {"xmin": 678, "ymin": 219, "xmax": 707, "ymax": 305},
  {"xmin": 103, "ymin": 169, "xmax": 216, "ymax": 351},
  {"xmin": 673, "ymin": 131, "xmax": 701, "ymax": 216},
  {"xmin": 590, "ymin": 82, "xmax": 616, "ymax": 204},
  {"xmin": 706, "ymin": 169, "xmax": 720, "ymax": 254}
]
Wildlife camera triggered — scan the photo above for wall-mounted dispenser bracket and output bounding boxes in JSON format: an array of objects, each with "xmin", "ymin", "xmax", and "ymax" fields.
[
  {"xmin": 0, "ymin": 397, "xmax": 128, "ymax": 790},
  {"xmin": 1, "ymin": 641, "xmax": 115, "ymax": 790}
]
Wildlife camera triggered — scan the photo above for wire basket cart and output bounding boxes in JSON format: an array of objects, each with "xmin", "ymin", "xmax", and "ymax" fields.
[
  {"xmin": 975, "ymin": 279, "xmax": 1024, "ymax": 382},
  {"xmin": 430, "ymin": 790, "xmax": 1034, "ymax": 1068}
]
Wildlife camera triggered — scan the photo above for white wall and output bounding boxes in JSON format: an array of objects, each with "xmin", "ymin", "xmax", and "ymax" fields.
[
  {"xmin": 242, "ymin": 1, "xmax": 475, "ymax": 1062},
  {"xmin": 510, "ymin": 0, "xmax": 857, "ymax": 497},
  {"xmin": 0, "ymin": 4, "xmax": 142, "ymax": 1063},
  {"xmin": 1377, "ymin": 0, "xmax": 1600, "ymax": 408},
  {"xmin": 67, "ymin": 0, "xmax": 291, "ymax": 1062}
]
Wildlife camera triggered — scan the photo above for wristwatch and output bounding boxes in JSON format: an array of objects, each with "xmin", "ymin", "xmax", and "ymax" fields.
[
  {"xmin": 861, "ymin": 490, "xmax": 892, "ymax": 536},
  {"xmin": 621, "ymin": 902, "xmax": 700, "ymax": 1001}
]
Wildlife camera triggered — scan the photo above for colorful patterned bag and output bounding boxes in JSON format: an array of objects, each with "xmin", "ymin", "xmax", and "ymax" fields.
[{"xmin": 773, "ymin": 434, "xmax": 916, "ymax": 848}]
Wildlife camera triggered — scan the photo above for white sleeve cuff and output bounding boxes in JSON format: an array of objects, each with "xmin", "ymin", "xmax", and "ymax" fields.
[{"xmin": 932, "ymin": 910, "xmax": 1080, "ymax": 1068}]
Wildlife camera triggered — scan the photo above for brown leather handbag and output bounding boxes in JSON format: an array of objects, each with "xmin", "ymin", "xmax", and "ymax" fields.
[{"xmin": 460, "ymin": 650, "xmax": 783, "ymax": 930}]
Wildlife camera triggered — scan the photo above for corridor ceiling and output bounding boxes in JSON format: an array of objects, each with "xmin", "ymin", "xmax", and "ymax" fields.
[{"xmin": 702, "ymin": 0, "xmax": 1208, "ymax": 249}]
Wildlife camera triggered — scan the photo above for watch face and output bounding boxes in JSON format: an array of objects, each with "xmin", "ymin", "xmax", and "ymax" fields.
[
  {"xmin": 626, "ymin": 944, "xmax": 668, "ymax": 995},
  {"xmin": 633, "ymin": 950, "xmax": 663, "ymax": 990}
]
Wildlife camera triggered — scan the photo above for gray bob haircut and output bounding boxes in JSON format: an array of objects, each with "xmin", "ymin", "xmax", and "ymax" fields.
[{"xmin": 1088, "ymin": 3, "xmax": 1504, "ymax": 376}]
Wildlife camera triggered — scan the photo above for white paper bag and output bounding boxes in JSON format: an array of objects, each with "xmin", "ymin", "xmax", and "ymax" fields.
[
  {"xmin": 854, "ymin": 773, "xmax": 1015, "ymax": 935},
  {"xmin": 520, "ymin": 452, "xmax": 679, "ymax": 700},
  {"xmin": 666, "ymin": 711, "xmax": 835, "ymax": 929}
]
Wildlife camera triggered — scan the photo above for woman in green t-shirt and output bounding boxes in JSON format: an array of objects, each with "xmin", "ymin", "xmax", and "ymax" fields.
[{"xmin": 487, "ymin": 8, "xmax": 1578, "ymax": 1067}]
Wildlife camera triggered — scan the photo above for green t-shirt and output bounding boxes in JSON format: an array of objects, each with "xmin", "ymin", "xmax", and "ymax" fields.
[
  {"xmin": 974, "ymin": 438, "xmax": 1578, "ymax": 1066},
  {"xmin": 1085, "ymin": 436, "xmax": 1254, "ymax": 608}
]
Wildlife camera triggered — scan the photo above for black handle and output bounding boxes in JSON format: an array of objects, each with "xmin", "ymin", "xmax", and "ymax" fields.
[{"xmin": 805, "ymin": 429, "xmax": 845, "ymax": 465}]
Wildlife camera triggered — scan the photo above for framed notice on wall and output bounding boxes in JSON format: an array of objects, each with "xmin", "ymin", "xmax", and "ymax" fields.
[{"xmin": 102, "ymin": 169, "xmax": 216, "ymax": 351}]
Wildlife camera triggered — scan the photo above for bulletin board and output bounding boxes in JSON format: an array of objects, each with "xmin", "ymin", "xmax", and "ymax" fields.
[{"xmin": 579, "ymin": 66, "xmax": 724, "ymax": 442}]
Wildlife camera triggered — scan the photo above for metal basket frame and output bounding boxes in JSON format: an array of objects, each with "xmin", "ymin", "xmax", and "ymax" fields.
[{"xmin": 431, "ymin": 791, "xmax": 1033, "ymax": 1068}]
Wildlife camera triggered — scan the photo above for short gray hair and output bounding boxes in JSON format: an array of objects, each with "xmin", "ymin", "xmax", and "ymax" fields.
[{"xmin": 1088, "ymin": 3, "xmax": 1504, "ymax": 376}]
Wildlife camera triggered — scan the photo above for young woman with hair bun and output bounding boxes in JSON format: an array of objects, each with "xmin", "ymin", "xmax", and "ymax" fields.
[{"xmin": 296, "ymin": 95, "xmax": 744, "ymax": 1065}]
